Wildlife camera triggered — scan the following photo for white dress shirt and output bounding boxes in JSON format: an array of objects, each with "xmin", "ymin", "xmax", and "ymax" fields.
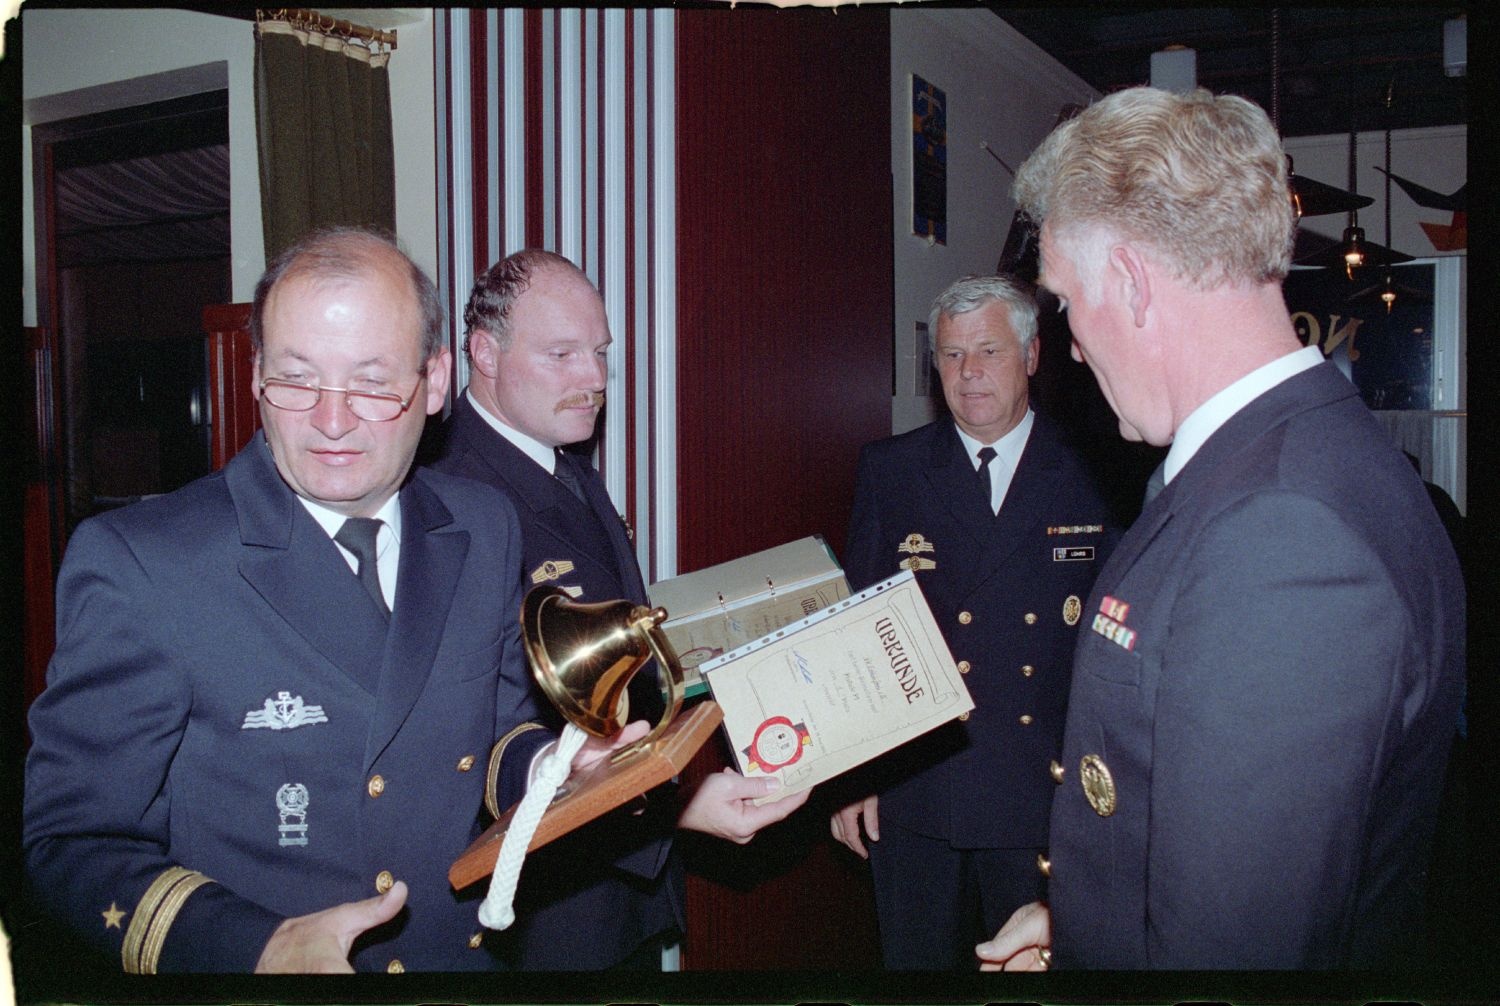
[
  {"xmin": 1163, "ymin": 346, "xmax": 1323, "ymax": 486},
  {"xmin": 300, "ymin": 493, "xmax": 402, "ymax": 611},
  {"xmin": 956, "ymin": 408, "xmax": 1035, "ymax": 514},
  {"xmin": 467, "ymin": 389, "xmax": 559, "ymax": 474}
]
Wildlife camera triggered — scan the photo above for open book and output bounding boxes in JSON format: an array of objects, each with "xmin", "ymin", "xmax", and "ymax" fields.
[{"xmin": 648, "ymin": 536, "xmax": 851, "ymax": 697}]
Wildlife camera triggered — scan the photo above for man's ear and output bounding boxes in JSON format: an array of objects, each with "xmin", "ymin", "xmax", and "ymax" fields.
[
  {"xmin": 1109, "ymin": 243, "xmax": 1153, "ymax": 329},
  {"xmin": 468, "ymin": 329, "xmax": 500, "ymax": 378},
  {"xmin": 424, "ymin": 347, "xmax": 453, "ymax": 415}
]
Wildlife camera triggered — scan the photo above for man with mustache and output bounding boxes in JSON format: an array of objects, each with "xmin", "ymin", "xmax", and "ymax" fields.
[{"xmin": 427, "ymin": 250, "xmax": 804, "ymax": 969}]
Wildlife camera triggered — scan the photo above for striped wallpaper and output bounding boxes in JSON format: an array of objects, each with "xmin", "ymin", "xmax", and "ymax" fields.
[{"xmin": 435, "ymin": 8, "xmax": 679, "ymax": 582}]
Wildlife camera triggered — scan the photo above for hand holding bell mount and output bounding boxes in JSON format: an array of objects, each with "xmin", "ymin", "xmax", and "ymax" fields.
[{"xmin": 452, "ymin": 587, "xmax": 723, "ymax": 910}]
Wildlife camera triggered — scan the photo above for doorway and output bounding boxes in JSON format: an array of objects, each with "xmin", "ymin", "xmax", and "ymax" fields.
[{"xmin": 34, "ymin": 88, "xmax": 231, "ymax": 533}]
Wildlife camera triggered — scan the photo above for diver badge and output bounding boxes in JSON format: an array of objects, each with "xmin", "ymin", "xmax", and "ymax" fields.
[
  {"xmin": 1063, "ymin": 595, "xmax": 1082, "ymax": 626},
  {"xmin": 897, "ymin": 533, "xmax": 936, "ymax": 572},
  {"xmin": 530, "ymin": 559, "xmax": 577, "ymax": 585},
  {"xmin": 1079, "ymin": 755, "xmax": 1116, "ymax": 817},
  {"xmin": 276, "ymin": 783, "xmax": 310, "ymax": 846},
  {"xmin": 242, "ymin": 691, "xmax": 328, "ymax": 731}
]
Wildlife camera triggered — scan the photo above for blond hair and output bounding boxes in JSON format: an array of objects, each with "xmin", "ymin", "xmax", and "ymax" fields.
[{"xmin": 1014, "ymin": 87, "xmax": 1295, "ymax": 290}]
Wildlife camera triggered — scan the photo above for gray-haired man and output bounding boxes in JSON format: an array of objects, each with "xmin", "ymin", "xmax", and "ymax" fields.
[{"xmin": 832, "ymin": 274, "xmax": 1116, "ymax": 969}]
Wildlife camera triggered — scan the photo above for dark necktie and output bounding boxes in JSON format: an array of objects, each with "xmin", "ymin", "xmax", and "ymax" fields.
[
  {"xmin": 975, "ymin": 446, "xmax": 997, "ymax": 513},
  {"xmin": 335, "ymin": 517, "xmax": 390, "ymax": 618},
  {"xmin": 554, "ymin": 452, "xmax": 588, "ymax": 504},
  {"xmin": 1143, "ymin": 462, "xmax": 1167, "ymax": 509}
]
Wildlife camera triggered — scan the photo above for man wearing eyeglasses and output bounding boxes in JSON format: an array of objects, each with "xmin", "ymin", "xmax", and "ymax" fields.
[{"xmin": 23, "ymin": 227, "xmax": 629, "ymax": 973}]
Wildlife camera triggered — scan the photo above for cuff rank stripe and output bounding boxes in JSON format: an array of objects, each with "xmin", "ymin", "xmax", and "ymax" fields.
[
  {"xmin": 121, "ymin": 866, "xmax": 214, "ymax": 974},
  {"xmin": 486, "ymin": 722, "xmax": 547, "ymax": 819}
]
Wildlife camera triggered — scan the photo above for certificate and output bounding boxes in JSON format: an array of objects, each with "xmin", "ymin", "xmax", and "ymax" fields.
[{"xmin": 700, "ymin": 571, "xmax": 972, "ymax": 802}]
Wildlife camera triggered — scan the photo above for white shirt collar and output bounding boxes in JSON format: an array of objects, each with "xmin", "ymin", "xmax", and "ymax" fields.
[
  {"xmin": 298, "ymin": 492, "xmax": 403, "ymax": 546},
  {"xmin": 1164, "ymin": 346, "xmax": 1322, "ymax": 485},
  {"xmin": 955, "ymin": 408, "xmax": 1034, "ymax": 469},
  {"xmin": 955, "ymin": 409, "xmax": 1034, "ymax": 512},
  {"xmin": 467, "ymin": 388, "xmax": 557, "ymax": 474}
]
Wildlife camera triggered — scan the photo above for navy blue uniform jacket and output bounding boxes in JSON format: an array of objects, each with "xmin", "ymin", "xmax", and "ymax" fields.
[
  {"xmin": 1049, "ymin": 363, "xmax": 1466, "ymax": 968},
  {"xmin": 23, "ymin": 433, "xmax": 549, "ymax": 973},
  {"xmin": 427, "ymin": 395, "xmax": 682, "ymax": 969},
  {"xmin": 843, "ymin": 414, "xmax": 1116, "ymax": 849}
]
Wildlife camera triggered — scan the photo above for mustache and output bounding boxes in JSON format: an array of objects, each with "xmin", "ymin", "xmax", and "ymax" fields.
[{"xmin": 554, "ymin": 392, "xmax": 605, "ymax": 413}]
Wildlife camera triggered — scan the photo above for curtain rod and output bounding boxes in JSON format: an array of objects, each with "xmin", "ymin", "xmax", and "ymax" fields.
[{"xmin": 258, "ymin": 8, "xmax": 397, "ymax": 50}]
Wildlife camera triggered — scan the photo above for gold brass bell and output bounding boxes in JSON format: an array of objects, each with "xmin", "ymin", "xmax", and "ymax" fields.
[{"xmin": 522, "ymin": 586, "xmax": 686, "ymax": 760}]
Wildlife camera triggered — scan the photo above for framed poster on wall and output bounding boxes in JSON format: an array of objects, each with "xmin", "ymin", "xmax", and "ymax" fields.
[{"xmin": 911, "ymin": 74, "xmax": 946, "ymax": 244}]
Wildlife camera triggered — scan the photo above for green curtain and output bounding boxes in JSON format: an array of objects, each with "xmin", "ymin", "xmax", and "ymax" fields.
[{"xmin": 254, "ymin": 18, "xmax": 396, "ymax": 262}]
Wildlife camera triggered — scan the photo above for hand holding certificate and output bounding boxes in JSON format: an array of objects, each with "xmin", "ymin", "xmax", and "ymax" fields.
[{"xmin": 701, "ymin": 571, "xmax": 973, "ymax": 802}]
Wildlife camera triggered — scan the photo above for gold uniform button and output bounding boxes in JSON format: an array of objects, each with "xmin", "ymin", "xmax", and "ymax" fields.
[
  {"xmin": 375, "ymin": 870, "xmax": 394, "ymax": 894},
  {"xmin": 367, "ymin": 774, "xmax": 385, "ymax": 798},
  {"xmin": 1037, "ymin": 853, "xmax": 1052, "ymax": 877},
  {"xmin": 958, "ymin": 611, "xmax": 973, "ymax": 625},
  {"xmin": 1019, "ymin": 714, "xmax": 1034, "ymax": 726},
  {"xmin": 386, "ymin": 959, "xmax": 404, "ymax": 974},
  {"xmin": 1024, "ymin": 612, "xmax": 1038, "ymax": 625},
  {"xmin": 456, "ymin": 754, "xmax": 476, "ymax": 772},
  {"xmin": 1050, "ymin": 759, "xmax": 1065, "ymax": 783},
  {"xmin": 957, "ymin": 660, "xmax": 971, "ymax": 674},
  {"xmin": 1021, "ymin": 664, "xmax": 1035, "ymax": 677},
  {"xmin": 468, "ymin": 932, "xmax": 484, "ymax": 949},
  {"xmin": 958, "ymin": 711, "xmax": 970, "ymax": 722}
]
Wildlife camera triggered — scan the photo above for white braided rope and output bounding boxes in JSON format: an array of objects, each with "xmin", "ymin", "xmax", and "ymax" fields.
[{"xmin": 477, "ymin": 722, "xmax": 590, "ymax": 929}]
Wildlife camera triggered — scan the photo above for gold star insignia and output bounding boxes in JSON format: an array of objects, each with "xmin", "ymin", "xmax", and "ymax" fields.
[{"xmin": 102, "ymin": 902, "xmax": 126, "ymax": 929}]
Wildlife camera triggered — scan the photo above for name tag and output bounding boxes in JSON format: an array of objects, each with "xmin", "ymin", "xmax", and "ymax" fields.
[{"xmin": 1053, "ymin": 546, "xmax": 1095, "ymax": 562}]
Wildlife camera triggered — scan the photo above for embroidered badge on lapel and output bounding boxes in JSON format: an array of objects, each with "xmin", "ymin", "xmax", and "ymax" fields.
[
  {"xmin": 1063, "ymin": 595, "xmax": 1082, "ymax": 626},
  {"xmin": 242, "ymin": 691, "xmax": 329, "ymax": 731},
  {"xmin": 1047, "ymin": 524, "xmax": 1105, "ymax": 535},
  {"xmin": 897, "ymin": 533, "xmax": 936, "ymax": 572},
  {"xmin": 1090, "ymin": 594, "xmax": 1137, "ymax": 650},
  {"xmin": 530, "ymin": 559, "xmax": 576, "ymax": 584},
  {"xmin": 276, "ymin": 783, "xmax": 310, "ymax": 846}
]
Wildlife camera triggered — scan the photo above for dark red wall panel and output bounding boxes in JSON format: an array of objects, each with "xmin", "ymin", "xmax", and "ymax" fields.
[
  {"xmin": 675, "ymin": 8, "xmax": 892, "ymax": 970},
  {"xmin": 676, "ymin": 9, "xmax": 892, "ymax": 569}
]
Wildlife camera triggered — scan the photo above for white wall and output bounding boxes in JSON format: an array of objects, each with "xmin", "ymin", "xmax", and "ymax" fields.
[
  {"xmin": 20, "ymin": 7, "xmax": 438, "ymax": 324},
  {"xmin": 387, "ymin": 12, "xmax": 437, "ymax": 286},
  {"xmin": 888, "ymin": 9, "xmax": 1096, "ymax": 434}
]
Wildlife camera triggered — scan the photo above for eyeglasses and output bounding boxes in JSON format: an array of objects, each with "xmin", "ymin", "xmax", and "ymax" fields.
[{"xmin": 259, "ymin": 376, "xmax": 423, "ymax": 422}]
